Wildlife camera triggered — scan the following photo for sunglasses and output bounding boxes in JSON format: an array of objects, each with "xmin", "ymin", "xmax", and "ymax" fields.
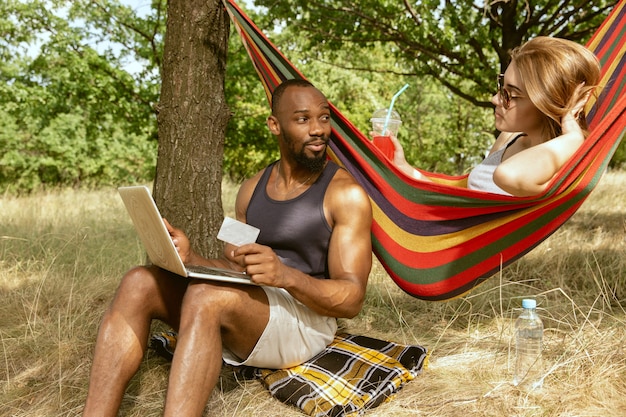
[{"xmin": 497, "ymin": 74, "xmax": 526, "ymax": 109}]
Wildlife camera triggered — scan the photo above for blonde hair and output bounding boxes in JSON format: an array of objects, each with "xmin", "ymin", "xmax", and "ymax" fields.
[{"xmin": 510, "ymin": 37, "xmax": 601, "ymax": 139}]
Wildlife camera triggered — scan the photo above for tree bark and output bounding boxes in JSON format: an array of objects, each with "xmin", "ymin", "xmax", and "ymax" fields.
[{"xmin": 154, "ymin": 0, "xmax": 230, "ymax": 258}]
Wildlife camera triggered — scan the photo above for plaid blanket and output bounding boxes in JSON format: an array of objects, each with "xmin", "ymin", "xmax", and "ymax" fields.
[{"xmin": 150, "ymin": 332, "xmax": 427, "ymax": 417}]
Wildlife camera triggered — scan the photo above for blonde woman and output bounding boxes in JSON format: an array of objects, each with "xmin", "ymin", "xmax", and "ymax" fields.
[{"xmin": 391, "ymin": 37, "xmax": 601, "ymax": 197}]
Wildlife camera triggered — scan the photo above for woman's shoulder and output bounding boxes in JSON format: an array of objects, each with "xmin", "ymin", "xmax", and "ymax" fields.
[{"xmin": 490, "ymin": 131, "xmax": 525, "ymax": 153}]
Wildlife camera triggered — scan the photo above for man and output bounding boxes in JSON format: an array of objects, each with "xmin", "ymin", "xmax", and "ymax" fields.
[{"xmin": 83, "ymin": 79, "xmax": 373, "ymax": 416}]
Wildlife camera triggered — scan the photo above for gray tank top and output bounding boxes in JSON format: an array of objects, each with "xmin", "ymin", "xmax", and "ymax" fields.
[
  {"xmin": 246, "ymin": 161, "xmax": 340, "ymax": 279},
  {"xmin": 467, "ymin": 134, "xmax": 523, "ymax": 195}
]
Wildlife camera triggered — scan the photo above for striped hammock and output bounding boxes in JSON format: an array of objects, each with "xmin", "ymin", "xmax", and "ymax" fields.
[{"xmin": 224, "ymin": 0, "xmax": 626, "ymax": 301}]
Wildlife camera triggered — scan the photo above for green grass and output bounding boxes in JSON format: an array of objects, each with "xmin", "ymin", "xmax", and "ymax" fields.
[{"xmin": 1, "ymin": 173, "xmax": 625, "ymax": 416}]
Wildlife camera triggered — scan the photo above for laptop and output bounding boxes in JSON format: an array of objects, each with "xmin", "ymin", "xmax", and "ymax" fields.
[{"xmin": 117, "ymin": 185, "xmax": 255, "ymax": 285}]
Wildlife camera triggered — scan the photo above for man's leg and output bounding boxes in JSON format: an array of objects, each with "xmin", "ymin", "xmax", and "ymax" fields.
[
  {"xmin": 83, "ymin": 266, "xmax": 188, "ymax": 417},
  {"xmin": 163, "ymin": 281, "xmax": 270, "ymax": 417}
]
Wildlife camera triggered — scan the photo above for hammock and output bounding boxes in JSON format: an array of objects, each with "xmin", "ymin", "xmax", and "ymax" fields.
[{"xmin": 224, "ymin": 0, "xmax": 626, "ymax": 301}]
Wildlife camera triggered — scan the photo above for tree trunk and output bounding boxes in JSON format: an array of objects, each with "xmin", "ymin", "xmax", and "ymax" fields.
[{"xmin": 154, "ymin": 0, "xmax": 230, "ymax": 258}]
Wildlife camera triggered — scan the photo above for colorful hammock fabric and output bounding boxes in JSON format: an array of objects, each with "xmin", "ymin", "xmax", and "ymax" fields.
[{"xmin": 224, "ymin": 0, "xmax": 626, "ymax": 301}]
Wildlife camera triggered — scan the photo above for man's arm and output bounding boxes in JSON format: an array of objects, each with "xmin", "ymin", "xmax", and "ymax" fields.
[
  {"xmin": 164, "ymin": 168, "xmax": 266, "ymax": 271},
  {"xmin": 234, "ymin": 170, "xmax": 373, "ymax": 318}
]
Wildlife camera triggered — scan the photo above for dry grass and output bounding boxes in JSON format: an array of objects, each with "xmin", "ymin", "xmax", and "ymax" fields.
[{"xmin": 1, "ymin": 172, "xmax": 625, "ymax": 416}]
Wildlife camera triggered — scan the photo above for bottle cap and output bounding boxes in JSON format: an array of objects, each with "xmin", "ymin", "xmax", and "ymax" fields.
[{"xmin": 522, "ymin": 299, "xmax": 537, "ymax": 309}]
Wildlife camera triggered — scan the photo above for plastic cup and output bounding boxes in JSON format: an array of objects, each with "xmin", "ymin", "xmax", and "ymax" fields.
[
  {"xmin": 370, "ymin": 108, "xmax": 402, "ymax": 137},
  {"xmin": 372, "ymin": 135, "xmax": 394, "ymax": 159},
  {"xmin": 370, "ymin": 108, "xmax": 401, "ymax": 159}
]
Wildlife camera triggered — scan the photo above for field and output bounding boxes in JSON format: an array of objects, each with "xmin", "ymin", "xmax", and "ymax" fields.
[{"xmin": 1, "ymin": 171, "xmax": 625, "ymax": 416}]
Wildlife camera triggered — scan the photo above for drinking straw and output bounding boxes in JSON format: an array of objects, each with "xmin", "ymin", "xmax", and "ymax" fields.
[{"xmin": 383, "ymin": 83, "xmax": 409, "ymax": 134}]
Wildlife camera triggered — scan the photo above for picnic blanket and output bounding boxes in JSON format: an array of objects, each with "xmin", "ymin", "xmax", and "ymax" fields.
[{"xmin": 150, "ymin": 332, "xmax": 427, "ymax": 416}]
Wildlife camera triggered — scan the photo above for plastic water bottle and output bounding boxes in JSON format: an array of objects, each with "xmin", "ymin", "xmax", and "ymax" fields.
[{"xmin": 513, "ymin": 298, "xmax": 544, "ymax": 390}]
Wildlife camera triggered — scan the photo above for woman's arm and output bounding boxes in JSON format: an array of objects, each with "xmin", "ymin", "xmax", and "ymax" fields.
[
  {"xmin": 388, "ymin": 134, "xmax": 432, "ymax": 181},
  {"xmin": 493, "ymin": 90, "xmax": 590, "ymax": 197}
]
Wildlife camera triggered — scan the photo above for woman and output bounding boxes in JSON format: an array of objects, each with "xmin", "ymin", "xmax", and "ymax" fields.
[{"xmin": 390, "ymin": 37, "xmax": 601, "ymax": 197}]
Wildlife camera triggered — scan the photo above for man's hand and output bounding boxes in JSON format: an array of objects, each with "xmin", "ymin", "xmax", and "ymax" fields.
[
  {"xmin": 163, "ymin": 218, "xmax": 193, "ymax": 264},
  {"xmin": 232, "ymin": 243, "xmax": 287, "ymax": 287}
]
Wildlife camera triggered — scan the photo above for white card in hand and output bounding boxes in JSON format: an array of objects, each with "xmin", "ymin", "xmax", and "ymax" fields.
[{"xmin": 217, "ymin": 217, "xmax": 260, "ymax": 246}]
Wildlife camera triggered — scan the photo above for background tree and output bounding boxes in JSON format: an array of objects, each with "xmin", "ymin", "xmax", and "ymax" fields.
[
  {"xmin": 223, "ymin": 31, "xmax": 278, "ymax": 182},
  {"xmin": 1, "ymin": 0, "xmax": 622, "ymax": 198},
  {"xmin": 0, "ymin": 0, "xmax": 163, "ymax": 192},
  {"xmin": 0, "ymin": 0, "xmax": 279, "ymax": 193},
  {"xmin": 154, "ymin": 0, "xmax": 230, "ymax": 257},
  {"xmin": 254, "ymin": 0, "xmax": 616, "ymax": 107},
  {"xmin": 251, "ymin": 0, "xmax": 619, "ymax": 172}
]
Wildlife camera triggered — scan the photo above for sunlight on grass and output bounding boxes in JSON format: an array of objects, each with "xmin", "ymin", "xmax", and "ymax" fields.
[{"xmin": 1, "ymin": 172, "xmax": 625, "ymax": 416}]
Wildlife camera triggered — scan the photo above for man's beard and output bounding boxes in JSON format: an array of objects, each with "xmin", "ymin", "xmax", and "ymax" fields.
[
  {"xmin": 285, "ymin": 134, "xmax": 328, "ymax": 173},
  {"xmin": 293, "ymin": 150, "xmax": 326, "ymax": 173}
]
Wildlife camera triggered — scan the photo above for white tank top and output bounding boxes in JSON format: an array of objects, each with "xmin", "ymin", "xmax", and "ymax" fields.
[{"xmin": 467, "ymin": 135, "xmax": 523, "ymax": 195}]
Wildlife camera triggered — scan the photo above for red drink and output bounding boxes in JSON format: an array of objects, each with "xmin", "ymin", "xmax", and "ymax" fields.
[{"xmin": 372, "ymin": 135, "xmax": 394, "ymax": 159}]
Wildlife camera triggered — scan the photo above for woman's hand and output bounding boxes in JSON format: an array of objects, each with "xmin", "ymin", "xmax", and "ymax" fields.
[
  {"xmin": 562, "ymin": 82, "xmax": 591, "ymax": 135},
  {"xmin": 386, "ymin": 134, "xmax": 426, "ymax": 180}
]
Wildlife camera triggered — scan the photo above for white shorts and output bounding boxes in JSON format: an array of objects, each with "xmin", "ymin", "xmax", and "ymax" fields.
[{"xmin": 222, "ymin": 286, "xmax": 337, "ymax": 369}]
